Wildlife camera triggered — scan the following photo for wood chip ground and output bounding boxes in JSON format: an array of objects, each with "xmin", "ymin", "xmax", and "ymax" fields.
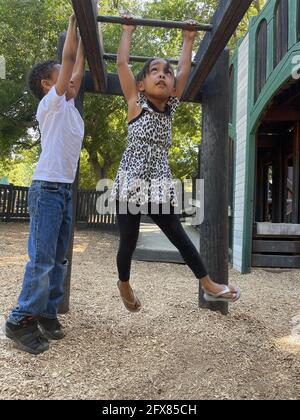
[{"xmin": 0, "ymin": 223, "xmax": 299, "ymax": 400}]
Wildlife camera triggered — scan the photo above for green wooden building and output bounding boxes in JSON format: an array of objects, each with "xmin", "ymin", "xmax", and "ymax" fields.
[{"xmin": 229, "ymin": 0, "xmax": 300, "ymax": 272}]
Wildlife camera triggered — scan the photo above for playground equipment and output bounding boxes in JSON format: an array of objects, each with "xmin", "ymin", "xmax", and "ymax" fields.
[
  {"xmin": 96, "ymin": 15, "xmax": 213, "ymax": 32},
  {"xmin": 60, "ymin": 0, "xmax": 253, "ymax": 315},
  {"xmin": 229, "ymin": 0, "xmax": 300, "ymax": 272}
]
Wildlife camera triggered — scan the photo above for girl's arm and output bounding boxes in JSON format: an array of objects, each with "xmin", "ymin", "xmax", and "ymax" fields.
[
  {"xmin": 67, "ymin": 38, "xmax": 85, "ymax": 100},
  {"xmin": 55, "ymin": 14, "xmax": 78, "ymax": 96},
  {"xmin": 117, "ymin": 18, "xmax": 138, "ymax": 104},
  {"xmin": 174, "ymin": 21, "xmax": 198, "ymax": 99}
]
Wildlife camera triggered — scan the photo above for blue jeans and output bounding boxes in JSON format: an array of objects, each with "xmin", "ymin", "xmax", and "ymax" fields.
[{"xmin": 8, "ymin": 181, "xmax": 73, "ymax": 324}]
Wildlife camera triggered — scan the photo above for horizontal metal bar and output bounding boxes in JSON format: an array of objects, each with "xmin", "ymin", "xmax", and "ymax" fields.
[
  {"xmin": 103, "ymin": 53, "xmax": 196, "ymax": 66},
  {"xmin": 97, "ymin": 15, "xmax": 213, "ymax": 32}
]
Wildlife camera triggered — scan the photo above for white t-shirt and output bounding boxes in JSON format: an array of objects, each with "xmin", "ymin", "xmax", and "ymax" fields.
[{"xmin": 33, "ymin": 86, "xmax": 84, "ymax": 183}]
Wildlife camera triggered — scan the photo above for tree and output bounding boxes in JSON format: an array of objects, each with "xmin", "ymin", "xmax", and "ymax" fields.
[
  {"xmin": 0, "ymin": 0, "xmax": 267, "ymax": 187},
  {"xmin": 0, "ymin": 0, "xmax": 73, "ymax": 157},
  {"xmin": 230, "ymin": 0, "xmax": 267, "ymax": 46}
]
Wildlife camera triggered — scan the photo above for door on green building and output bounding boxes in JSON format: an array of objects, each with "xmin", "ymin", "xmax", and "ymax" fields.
[
  {"xmin": 255, "ymin": 122, "xmax": 300, "ymax": 224},
  {"xmin": 253, "ymin": 98, "xmax": 300, "ymax": 268}
]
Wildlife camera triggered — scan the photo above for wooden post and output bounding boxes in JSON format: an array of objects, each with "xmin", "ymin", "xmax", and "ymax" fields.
[
  {"xmin": 199, "ymin": 50, "xmax": 230, "ymax": 315},
  {"xmin": 256, "ymin": 153, "xmax": 264, "ymax": 222},
  {"xmin": 7, "ymin": 185, "xmax": 14, "ymax": 222},
  {"xmin": 272, "ymin": 141, "xmax": 284, "ymax": 223},
  {"xmin": 57, "ymin": 33, "xmax": 85, "ymax": 314}
]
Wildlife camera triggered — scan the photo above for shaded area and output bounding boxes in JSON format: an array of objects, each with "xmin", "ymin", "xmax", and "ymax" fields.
[{"xmin": 133, "ymin": 223, "xmax": 199, "ymax": 264}]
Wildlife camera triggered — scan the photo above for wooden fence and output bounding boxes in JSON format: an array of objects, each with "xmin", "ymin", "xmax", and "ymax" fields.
[
  {"xmin": 0, "ymin": 185, "xmax": 29, "ymax": 221},
  {"xmin": 0, "ymin": 183, "xmax": 192, "ymax": 228},
  {"xmin": 76, "ymin": 189, "xmax": 117, "ymax": 230},
  {"xmin": 0, "ymin": 184, "xmax": 118, "ymax": 229}
]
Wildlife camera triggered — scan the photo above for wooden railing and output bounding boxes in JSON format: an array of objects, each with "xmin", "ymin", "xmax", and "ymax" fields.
[
  {"xmin": 0, "ymin": 185, "xmax": 29, "ymax": 221},
  {"xmin": 0, "ymin": 184, "xmax": 191, "ymax": 228},
  {"xmin": 76, "ymin": 189, "xmax": 117, "ymax": 229},
  {"xmin": 0, "ymin": 185, "xmax": 117, "ymax": 229}
]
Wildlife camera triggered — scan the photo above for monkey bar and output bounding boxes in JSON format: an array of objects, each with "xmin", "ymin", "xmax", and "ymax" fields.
[{"xmin": 97, "ymin": 15, "xmax": 213, "ymax": 32}]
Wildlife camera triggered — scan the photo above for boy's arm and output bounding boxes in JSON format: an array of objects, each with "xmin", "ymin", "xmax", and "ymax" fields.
[
  {"xmin": 66, "ymin": 38, "xmax": 85, "ymax": 100},
  {"xmin": 117, "ymin": 17, "xmax": 138, "ymax": 104},
  {"xmin": 174, "ymin": 21, "xmax": 198, "ymax": 99},
  {"xmin": 55, "ymin": 14, "xmax": 78, "ymax": 97}
]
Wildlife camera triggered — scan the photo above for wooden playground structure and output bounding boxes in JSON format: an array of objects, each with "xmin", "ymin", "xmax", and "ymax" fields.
[
  {"xmin": 58, "ymin": 0, "xmax": 254, "ymax": 315},
  {"xmin": 229, "ymin": 0, "xmax": 300, "ymax": 272}
]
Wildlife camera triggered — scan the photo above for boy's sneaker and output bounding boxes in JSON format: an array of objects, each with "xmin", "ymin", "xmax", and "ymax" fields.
[
  {"xmin": 5, "ymin": 317, "xmax": 49, "ymax": 355},
  {"xmin": 38, "ymin": 317, "xmax": 65, "ymax": 340}
]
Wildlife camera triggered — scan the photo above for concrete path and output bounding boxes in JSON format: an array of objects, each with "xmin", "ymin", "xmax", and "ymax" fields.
[{"xmin": 133, "ymin": 222, "xmax": 200, "ymax": 263}]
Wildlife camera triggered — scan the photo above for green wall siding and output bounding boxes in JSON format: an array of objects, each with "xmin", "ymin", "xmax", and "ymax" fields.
[{"xmin": 230, "ymin": 0, "xmax": 300, "ymax": 272}]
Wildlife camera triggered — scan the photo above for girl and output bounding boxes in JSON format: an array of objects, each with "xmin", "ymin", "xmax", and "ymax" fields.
[{"xmin": 111, "ymin": 16, "xmax": 240, "ymax": 312}]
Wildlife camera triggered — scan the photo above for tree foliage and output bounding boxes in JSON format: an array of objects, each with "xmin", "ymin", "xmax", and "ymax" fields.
[{"xmin": 0, "ymin": 0, "xmax": 266, "ymax": 187}]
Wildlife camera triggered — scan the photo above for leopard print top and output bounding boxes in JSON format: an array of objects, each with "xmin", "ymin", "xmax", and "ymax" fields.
[{"xmin": 110, "ymin": 92, "xmax": 180, "ymax": 205}]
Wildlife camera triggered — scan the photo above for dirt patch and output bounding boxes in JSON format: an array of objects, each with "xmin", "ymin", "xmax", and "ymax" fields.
[{"xmin": 0, "ymin": 223, "xmax": 300, "ymax": 400}]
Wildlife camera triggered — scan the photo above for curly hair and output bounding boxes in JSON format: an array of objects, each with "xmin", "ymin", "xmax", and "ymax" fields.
[
  {"xmin": 136, "ymin": 58, "xmax": 175, "ymax": 83},
  {"xmin": 27, "ymin": 60, "xmax": 59, "ymax": 100}
]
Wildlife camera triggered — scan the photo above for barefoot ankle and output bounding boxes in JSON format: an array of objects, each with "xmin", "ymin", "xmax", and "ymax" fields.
[{"xmin": 199, "ymin": 275, "xmax": 213, "ymax": 289}]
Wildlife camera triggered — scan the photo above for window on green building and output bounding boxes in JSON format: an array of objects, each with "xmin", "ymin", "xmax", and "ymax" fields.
[
  {"xmin": 274, "ymin": 0, "xmax": 289, "ymax": 67},
  {"xmin": 229, "ymin": 65, "xmax": 234, "ymax": 124},
  {"xmin": 255, "ymin": 19, "xmax": 267, "ymax": 102},
  {"xmin": 298, "ymin": 0, "xmax": 300, "ymax": 41}
]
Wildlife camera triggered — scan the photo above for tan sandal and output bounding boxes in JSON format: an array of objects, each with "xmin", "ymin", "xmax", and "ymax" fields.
[{"xmin": 117, "ymin": 281, "xmax": 141, "ymax": 313}]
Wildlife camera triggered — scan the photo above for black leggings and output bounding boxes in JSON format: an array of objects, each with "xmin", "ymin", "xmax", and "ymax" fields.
[{"xmin": 116, "ymin": 201, "xmax": 208, "ymax": 282}]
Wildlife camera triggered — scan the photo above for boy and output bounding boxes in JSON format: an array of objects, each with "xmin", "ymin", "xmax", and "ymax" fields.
[{"xmin": 5, "ymin": 14, "xmax": 85, "ymax": 355}]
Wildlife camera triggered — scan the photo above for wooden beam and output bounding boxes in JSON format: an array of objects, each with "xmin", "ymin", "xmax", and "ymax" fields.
[
  {"xmin": 107, "ymin": 73, "xmax": 123, "ymax": 97},
  {"xmin": 84, "ymin": 72, "xmax": 123, "ymax": 96},
  {"xmin": 97, "ymin": 16, "xmax": 213, "ymax": 32},
  {"xmin": 253, "ymin": 240, "xmax": 300, "ymax": 253},
  {"xmin": 252, "ymin": 254, "xmax": 300, "ymax": 268},
  {"xmin": 71, "ymin": 0, "xmax": 107, "ymax": 93},
  {"xmin": 274, "ymin": 79, "xmax": 300, "ymax": 106},
  {"xmin": 264, "ymin": 108, "xmax": 300, "ymax": 121},
  {"xmin": 257, "ymin": 135, "xmax": 281, "ymax": 148},
  {"xmin": 183, "ymin": 0, "xmax": 253, "ymax": 100}
]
